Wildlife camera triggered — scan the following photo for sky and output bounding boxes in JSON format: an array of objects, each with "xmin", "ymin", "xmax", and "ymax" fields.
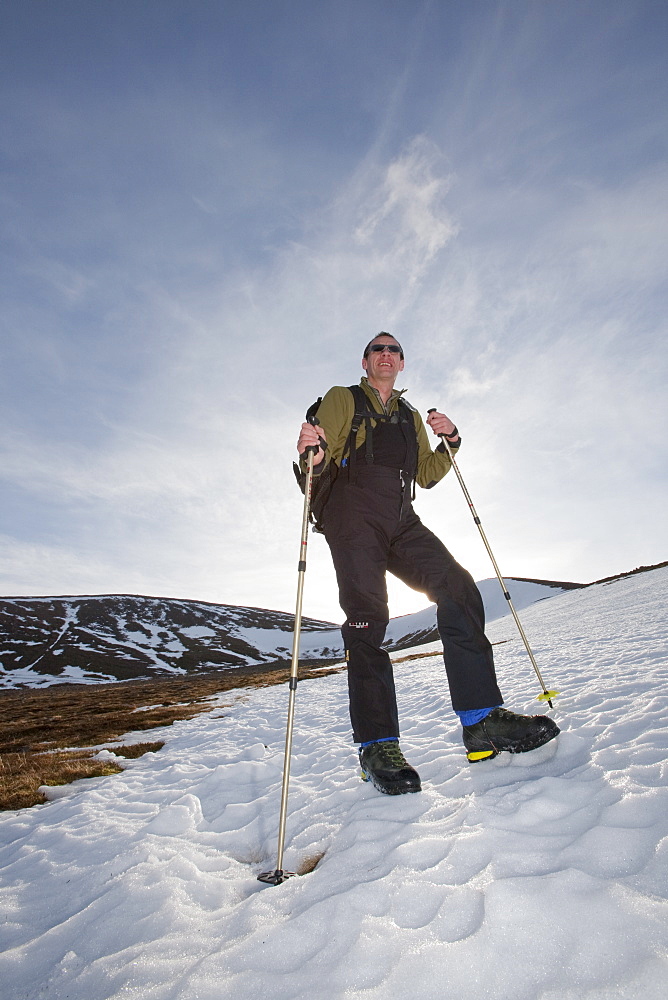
[{"xmin": 0, "ymin": 0, "xmax": 666, "ymax": 624}]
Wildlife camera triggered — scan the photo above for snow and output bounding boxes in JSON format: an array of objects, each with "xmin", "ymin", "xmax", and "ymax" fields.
[
  {"xmin": 179, "ymin": 626, "xmax": 217, "ymax": 639},
  {"xmin": 383, "ymin": 578, "xmax": 573, "ymax": 646},
  {"xmin": 475, "ymin": 577, "xmax": 574, "ymax": 622},
  {"xmin": 238, "ymin": 625, "xmax": 298, "ymax": 653},
  {"xmin": 1, "ymin": 567, "xmax": 667, "ymax": 999},
  {"xmin": 0, "ymin": 662, "xmax": 117, "ymax": 688}
]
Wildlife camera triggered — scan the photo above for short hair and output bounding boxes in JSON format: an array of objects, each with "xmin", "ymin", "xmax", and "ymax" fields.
[{"xmin": 363, "ymin": 332, "xmax": 404, "ymax": 359}]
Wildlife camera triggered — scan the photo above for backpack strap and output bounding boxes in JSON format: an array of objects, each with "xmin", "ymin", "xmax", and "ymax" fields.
[
  {"xmin": 346, "ymin": 383, "xmax": 422, "ymax": 487},
  {"xmin": 306, "ymin": 386, "xmax": 419, "ymax": 503},
  {"xmin": 396, "ymin": 397, "xmax": 419, "ymax": 498},
  {"xmin": 346, "ymin": 387, "xmax": 419, "ymax": 493},
  {"xmin": 348, "ymin": 384, "xmax": 365, "ymax": 477},
  {"xmin": 345, "ymin": 384, "xmax": 389, "ymax": 483}
]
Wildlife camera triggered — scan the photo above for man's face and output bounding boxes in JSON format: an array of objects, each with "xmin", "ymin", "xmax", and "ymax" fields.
[{"xmin": 362, "ymin": 337, "xmax": 405, "ymax": 382}]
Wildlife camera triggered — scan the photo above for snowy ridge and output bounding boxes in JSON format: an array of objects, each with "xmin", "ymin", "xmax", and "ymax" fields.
[
  {"xmin": 0, "ymin": 578, "xmax": 578, "ymax": 688},
  {"xmin": 0, "ymin": 566, "xmax": 667, "ymax": 998},
  {"xmin": 383, "ymin": 576, "xmax": 579, "ymax": 647},
  {"xmin": 0, "ymin": 595, "xmax": 339, "ymax": 689}
]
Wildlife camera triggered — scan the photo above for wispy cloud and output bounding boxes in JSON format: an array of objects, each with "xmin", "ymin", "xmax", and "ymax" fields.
[
  {"xmin": 1, "ymin": 1, "xmax": 666, "ymax": 622},
  {"xmin": 353, "ymin": 137, "xmax": 457, "ymax": 294}
]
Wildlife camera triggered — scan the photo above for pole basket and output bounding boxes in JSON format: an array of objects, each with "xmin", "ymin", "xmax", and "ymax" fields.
[{"xmin": 257, "ymin": 869, "xmax": 297, "ymax": 886}]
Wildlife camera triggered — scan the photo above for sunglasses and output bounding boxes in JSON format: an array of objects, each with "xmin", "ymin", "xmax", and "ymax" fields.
[{"xmin": 367, "ymin": 344, "xmax": 402, "ymax": 354}]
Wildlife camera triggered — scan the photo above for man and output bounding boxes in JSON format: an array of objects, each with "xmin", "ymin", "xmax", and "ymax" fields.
[{"xmin": 297, "ymin": 332, "xmax": 558, "ymax": 795}]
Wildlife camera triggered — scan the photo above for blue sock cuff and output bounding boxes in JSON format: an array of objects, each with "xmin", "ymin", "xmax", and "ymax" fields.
[
  {"xmin": 457, "ymin": 706, "xmax": 500, "ymax": 727},
  {"xmin": 358, "ymin": 737, "xmax": 399, "ymax": 748}
]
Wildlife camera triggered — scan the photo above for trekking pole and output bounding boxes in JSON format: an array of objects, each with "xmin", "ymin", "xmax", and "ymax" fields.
[
  {"xmin": 428, "ymin": 410, "xmax": 558, "ymax": 708},
  {"xmin": 257, "ymin": 416, "xmax": 320, "ymax": 886}
]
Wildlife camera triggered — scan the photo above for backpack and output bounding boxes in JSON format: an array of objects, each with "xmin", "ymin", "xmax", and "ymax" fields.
[{"xmin": 293, "ymin": 385, "xmax": 417, "ymax": 533}]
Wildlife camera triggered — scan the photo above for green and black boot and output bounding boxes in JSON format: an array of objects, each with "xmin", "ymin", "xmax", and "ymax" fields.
[
  {"xmin": 359, "ymin": 740, "xmax": 422, "ymax": 795},
  {"xmin": 463, "ymin": 707, "xmax": 560, "ymax": 763}
]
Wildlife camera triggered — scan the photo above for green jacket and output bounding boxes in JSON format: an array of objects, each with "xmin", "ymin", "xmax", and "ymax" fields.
[{"xmin": 303, "ymin": 378, "xmax": 458, "ymax": 490}]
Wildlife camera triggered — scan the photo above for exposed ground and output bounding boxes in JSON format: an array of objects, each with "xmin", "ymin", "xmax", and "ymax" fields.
[
  {"xmin": 0, "ymin": 618, "xmax": 536, "ymax": 813},
  {"xmin": 0, "ymin": 662, "xmax": 345, "ymax": 811}
]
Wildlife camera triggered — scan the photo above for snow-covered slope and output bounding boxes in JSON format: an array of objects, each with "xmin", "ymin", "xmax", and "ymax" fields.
[
  {"xmin": 475, "ymin": 575, "xmax": 581, "ymax": 621},
  {"xmin": 0, "ymin": 578, "xmax": 577, "ymax": 688},
  {"xmin": 1, "ymin": 566, "xmax": 667, "ymax": 999},
  {"xmin": 384, "ymin": 575, "xmax": 580, "ymax": 646}
]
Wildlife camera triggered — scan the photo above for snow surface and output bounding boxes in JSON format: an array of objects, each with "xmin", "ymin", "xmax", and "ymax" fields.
[{"xmin": 1, "ymin": 567, "xmax": 667, "ymax": 999}]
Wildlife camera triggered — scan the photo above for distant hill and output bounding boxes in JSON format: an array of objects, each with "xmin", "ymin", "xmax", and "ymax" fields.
[
  {"xmin": 0, "ymin": 595, "xmax": 340, "ymax": 689},
  {"xmin": 5, "ymin": 564, "xmax": 664, "ymax": 689},
  {"xmin": 0, "ymin": 576, "xmax": 584, "ymax": 689}
]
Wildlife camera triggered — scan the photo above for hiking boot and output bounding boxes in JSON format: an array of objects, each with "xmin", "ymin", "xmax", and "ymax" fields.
[
  {"xmin": 462, "ymin": 707, "xmax": 560, "ymax": 763},
  {"xmin": 359, "ymin": 740, "xmax": 422, "ymax": 795}
]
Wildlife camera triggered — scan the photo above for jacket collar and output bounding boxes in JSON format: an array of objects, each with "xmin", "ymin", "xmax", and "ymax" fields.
[{"xmin": 360, "ymin": 377, "xmax": 406, "ymax": 414}]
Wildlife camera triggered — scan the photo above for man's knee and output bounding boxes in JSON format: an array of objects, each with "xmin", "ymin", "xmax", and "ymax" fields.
[
  {"xmin": 435, "ymin": 569, "xmax": 486, "ymax": 633},
  {"xmin": 431, "ymin": 562, "xmax": 481, "ymax": 608},
  {"xmin": 342, "ymin": 618, "xmax": 388, "ymax": 651}
]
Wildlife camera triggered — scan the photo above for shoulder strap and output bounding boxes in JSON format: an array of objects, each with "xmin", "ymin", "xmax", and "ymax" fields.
[
  {"xmin": 348, "ymin": 385, "xmax": 370, "ymax": 427},
  {"xmin": 345, "ymin": 385, "xmax": 363, "ymax": 480},
  {"xmin": 323, "ymin": 385, "xmax": 404, "ymax": 482},
  {"xmin": 345, "ymin": 384, "xmax": 385, "ymax": 479},
  {"xmin": 397, "ymin": 398, "xmax": 419, "ymax": 494}
]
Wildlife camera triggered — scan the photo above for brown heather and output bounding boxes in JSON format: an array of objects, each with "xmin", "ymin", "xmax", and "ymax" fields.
[{"xmin": 0, "ymin": 662, "xmax": 344, "ymax": 811}]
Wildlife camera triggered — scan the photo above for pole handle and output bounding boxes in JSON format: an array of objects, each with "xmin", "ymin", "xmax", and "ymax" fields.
[
  {"xmin": 427, "ymin": 408, "xmax": 444, "ymax": 432},
  {"xmin": 427, "ymin": 408, "xmax": 450, "ymax": 433},
  {"xmin": 428, "ymin": 408, "xmax": 455, "ymax": 447},
  {"xmin": 304, "ymin": 413, "xmax": 321, "ymax": 455}
]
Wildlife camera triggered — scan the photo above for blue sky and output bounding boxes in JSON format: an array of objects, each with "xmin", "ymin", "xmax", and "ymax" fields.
[{"xmin": 1, "ymin": 0, "xmax": 666, "ymax": 623}]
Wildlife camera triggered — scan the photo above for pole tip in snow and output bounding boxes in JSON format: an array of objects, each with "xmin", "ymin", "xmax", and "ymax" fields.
[{"xmin": 257, "ymin": 870, "xmax": 297, "ymax": 886}]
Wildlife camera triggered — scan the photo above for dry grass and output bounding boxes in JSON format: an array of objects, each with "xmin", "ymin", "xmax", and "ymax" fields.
[
  {"xmin": 391, "ymin": 650, "xmax": 440, "ymax": 664},
  {"xmin": 390, "ymin": 639, "xmax": 507, "ymax": 666},
  {"xmin": 0, "ymin": 750, "xmax": 125, "ymax": 811},
  {"xmin": 297, "ymin": 850, "xmax": 327, "ymax": 875},
  {"xmin": 111, "ymin": 741, "xmax": 165, "ymax": 759},
  {"xmin": 0, "ymin": 662, "xmax": 345, "ymax": 811}
]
